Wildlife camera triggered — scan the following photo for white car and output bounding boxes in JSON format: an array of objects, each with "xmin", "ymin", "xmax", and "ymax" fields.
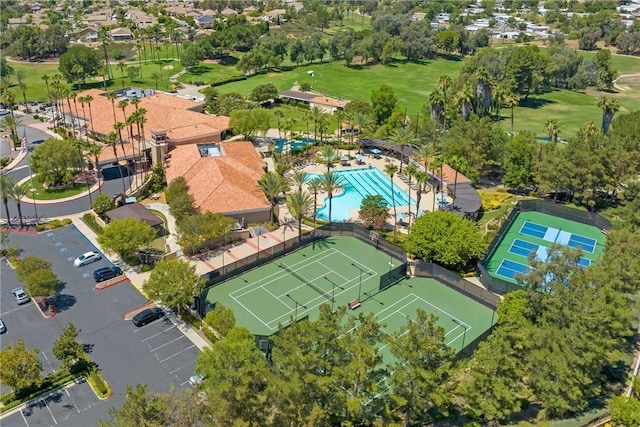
[
  {"xmin": 0, "ymin": 318, "xmax": 6, "ymax": 334},
  {"xmin": 0, "ymin": 109, "xmax": 10, "ymax": 116},
  {"xmin": 74, "ymin": 251, "xmax": 101, "ymax": 267}
]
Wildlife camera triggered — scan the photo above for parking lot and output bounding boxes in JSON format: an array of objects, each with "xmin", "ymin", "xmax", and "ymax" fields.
[{"xmin": 0, "ymin": 225, "xmax": 201, "ymax": 425}]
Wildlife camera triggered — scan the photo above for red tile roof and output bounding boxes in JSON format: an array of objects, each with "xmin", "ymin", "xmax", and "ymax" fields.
[{"xmin": 164, "ymin": 141, "xmax": 269, "ymax": 215}]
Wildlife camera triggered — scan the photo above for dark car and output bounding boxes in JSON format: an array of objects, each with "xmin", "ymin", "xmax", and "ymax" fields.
[
  {"xmin": 132, "ymin": 307, "xmax": 164, "ymax": 327},
  {"xmin": 93, "ymin": 266, "xmax": 123, "ymax": 282}
]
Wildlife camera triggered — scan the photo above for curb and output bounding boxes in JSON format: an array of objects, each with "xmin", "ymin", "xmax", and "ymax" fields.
[
  {"xmin": 34, "ymin": 296, "xmax": 56, "ymax": 318},
  {"xmin": 94, "ymin": 276, "xmax": 128, "ymax": 291},
  {"xmin": 123, "ymin": 302, "xmax": 155, "ymax": 320},
  {"xmin": 0, "ymin": 377, "xmax": 83, "ymax": 420},
  {"xmin": 0, "ymin": 150, "xmax": 27, "ymax": 173}
]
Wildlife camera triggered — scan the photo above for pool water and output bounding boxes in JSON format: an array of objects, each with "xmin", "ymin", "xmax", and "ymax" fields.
[
  {"xmin": 313, "ymin": 168, "xmax": 416, "ymax": 222},
  {"xmin": 273, "ymin": 138, "xmax": 316, "ymax": 154}
]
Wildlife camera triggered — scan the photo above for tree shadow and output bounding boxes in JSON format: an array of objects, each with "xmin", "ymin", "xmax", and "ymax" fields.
[
  {"xmin": 438, "ymin": 53, "xmax": 463, "ymax": 61},
  {"xmin": 50, "ymin": 293, "xmax": 77, "ymax": 312},
  {"xmin": 520, "ymin": 97, "xmax": 556, "ymax": 109}
]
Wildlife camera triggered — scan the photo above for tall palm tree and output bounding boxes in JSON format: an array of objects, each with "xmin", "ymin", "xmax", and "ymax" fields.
[
  {"xmin": 546, "ymin": 119, "xmax": 560, "ymax": 144},
  {"xmin": 77, "ymin": 96, "xmax": 88, "ymax": 141},
  {"xmin": 505, "ymin": 93, "xmax": 520, "ymax": 136},
  {"xmin": 320, "ymin": 144, "xmax": 338, "ymax": 172},
  {"xmin": 0, "ymin": 175, "xmax": 15, "ymax": 227},
  {"xmin": 117, "ymin": 61, "xmax": 127, "ymax": 88},
  {"xmin": 446, "ymin": 154, "xmax": 468, "ymax": 208},
  {"xmin": 320, "ymin": 171, "xmax": 343, "ymax": 225},
  {"xmin": 85, "ymin": 94, "xmax": 95, "ymax": 135},
  {"xmin": 10, "ymin": 184, "xmax": 27, "ymax": 228},
  {"xmin": 71, "ymin": 64, "xmax": 84, "ymax": 91},
  {"xmin": 431, "ymin": 154, "xmax": 445, "ymax": 212},
  {"xmin": 114, "ymin": 121, "xmax": 126, "ymax": 152},
  {"xmin": 86, "ymin": 143, "xmax": 103, "ymax": 194},
  {"xmin": 474, "ymin": 67, "xmax": 491, "ymax": 116},
  {"xmin": 317, "ymin": 114, "xmax": 329, "ymax": 145},
  {"xmin": 107, "ymin": 91, "xmax": 118, "ymax": 126},
  {"xmin": 275, "ymin": 110, "xmax": 284, "ymax": 139},
  {"xmin": 1, "ymin": 114, "xmax": 22, "ymax": 149},
  {"xmin": 310, "ymin": 105, "xmax": 324, "ymax": 143},
  {"xmin": 428, "ymin": 90, "xmax": 445, "ymax": 127},
  {"xmin": 98, "ymin": 27, "xmax": 112, "ymax": 79},
  {"xmin": 118, "ymin": 99, "xmax": 132, "ymax": 141},
  {"xmin": 258, "ymin": 172, "xmax": 288, "ymax": 223},
  {"xmin": 64, "ymin": 89, "xmax": 76, "ymax": 138},
  {"xmin": 595, "ymin": 96, "xmax": 620, "ymax": 135},
  {"xmin": 352, "ymin": 112, "xmax": 372, "ymax": 154},
  {"xmin": 455, "ymin": 83, "xmax": 475, "ymax": 121},
  {"xmin": 286, "ymin": 190, "xmax": 313, "ymax": 243},
  {"xmin": 413, "ymin": 170, "xmax": 428, "ymax": 218},
  {"xmin": 404, "ymin": 163, "xmax": 417, "ymax": 224},
  {"xmin": 284, "ymin": 117, "xmax": 296, "ymax": 140},
  {"xmin": 98, "ymin": 66, "xmax": 109, "ymax": 90},
  {"xmin": 16, "ymin": 72, "xmax": 29, "ymax": 113},
  {"xmin": 438, "ymin": 75, "xmax": 452, "ymax": 130},
  {"xmin": 307, "ymin": 178, "xmax": 323, "ymax": 231},
  {"xmin": 132, "ymin": 108, "xmax": 148, "ymax": 179},
  {"xmin": 289, "ymin": 171, "xmax": 310, "ymax": 192},
  {"xmin": 384, "ymin": 163, "xmax": 399, "ymax": 240},
  {"xmin": 42, "ymin": 74, "xmax": 52, "ymax": 106},
  {"xmin": 105, "ymin": 131, "xmax": 128, "ymax": 193},
  {"xmin": 492, "ymin": 83, "xmax": 507, "ymax": 124},
  {"xmin": 389, "ymin": 126, "xmax": 417, "ymax": 173}
]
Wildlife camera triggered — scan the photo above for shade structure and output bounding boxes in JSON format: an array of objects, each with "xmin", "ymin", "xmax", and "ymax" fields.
[
  {"xmin": 396, "ymin": 212, "xmax": 407, "ymax": 221},
  {"xmin": 355, "ymin": 154, "xmax": 364, "ymax": 160},
  {"xmin": 435, "ymin": 192, "xmax": 448, "ymax": 201},
  {"xmin": 370, "ymin": 148, "xmax": 382, "ymax": 154},
  {"xmin": 340, "ymin": 155, "xmax": 349, "ymax": 161}
]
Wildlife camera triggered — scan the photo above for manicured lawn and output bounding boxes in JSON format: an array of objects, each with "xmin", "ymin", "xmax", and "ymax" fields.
[{"xmin": 21, "ymin": 174, "xmax": 88, "ymax": 200}]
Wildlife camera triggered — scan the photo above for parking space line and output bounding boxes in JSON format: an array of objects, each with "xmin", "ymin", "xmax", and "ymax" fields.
[
  {"xmin": 65, "ymin": 389, "xmax": 80, "ymax": 413},
  {"xmin": 0, "ymin": 304, "xmax": 32, "ymax": 316},
  {"xmin": 42, "ymin": 398, "xmax": 58, "ymax": 425},
  {"xmin": 169, "ymin": 360, "xmax": 195, "ymax": 375},
  {"xmin": 41, "ymin": 351, "xmax": 55, "ymax": 374},
  {"xmin": 141, "ymin": 325, "xmax": 177, "ymax": 342},
  {"xmin": 149, "ymin": 335, "xmax": 185, "ymax": 352},
  {"xmin": 159, "ymin": 345, "xmax": 196, "ymax": 363},
  {"xmin": 20, "ymin": 409, "xmax": 29, "ymax": 426}
]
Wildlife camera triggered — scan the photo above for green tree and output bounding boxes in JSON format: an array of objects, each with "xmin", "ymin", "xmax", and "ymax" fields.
[
  {"xmin": 97, "ymin": 218, "xmax": 157, "ymax": 258},
  {"xmin": 387, "ymin": 309, "xmax": 454, "ymax": 426},
  {"xmin": 52, "ymin": 322, "xmax": 86, "ymax": 372},
  {"xmin": 505, "ymin": 45, "xmax": 549, "ymax": 99},
  {"xmin": 92, "ymin": 193, "xmax": 114, "ymax": 216},
  {"xmin": 503, "ymin": 133, "xmax": 535, "ymax": 189},
  {"xmin": 195, "ymin": 327, "xmax": 270, "ymax": 425},
  {"xmin": 98, "ymin": 384, "xmax": 170, "ymax": 427},
  {"xmin": 286, "ymin": 190, "xmax": 313, "ymax": 243},
  {"xmin": 609, "ymin": 396, "xmax": 640, "ymax": 427},
  {"xmin": 359, "ymin": 195, "xmax": 389, "ymax": 230},
  {"xmin": 165, "ymin": 177, "xmax": 196, "ymax": 222},
  {"xmin": 370, "ymin": 84, "xmax": 397, "ymax": 125},
  {"xmin": 229, "ymin": 108, "xmax": 270, "ymax": 140},
  {"xmin": 58, "ymin": 45, "xmax": 103, "ymax": 84},
  {"xmin": 16, "ymin": 256, "xmax": 52, "ymax": 282},
  {"xmin": 405, "ymin": 211, "xmax": 486, "ymax": 272},
  {"xmin": 0, "ymin": 339, "xmax": 43, "ymax": 391},
  {"xmin": 249, "ymin": 83, "xmax": 279, "ymax": 103},
  {"xmin": 30, "ymin": 139, "xmax": 82, "ymax": 186},
  {"xmin": 258, "ymin": 172, "xmax": 288, "ymax": 223},
  {"xmin": 0, "ymin": 175, "xmax": 15, "ymax": 228},
  {"xmin": 595, "ymin": 95, "xmax": 620, "ymax": 135},
  {"xmin": 203, "ymin": 303, "xmax": 236, "ymax": 338},
  {"xmin": 143, "ymin": 258, "xmax": 204, "ymax": 316},
  {"xmin": 592, "ymin": 48, "xmax": 617, "ymax": 90},
  {"xmin": 22, "ymin": 267, "xmax": 61, "ymax": 297},
  {"xmin": 320, "ymin": 171, "xmax": 344, "ymax": 225},
  {"xmin": 388, "ymin": 126, "xmax": 417, "ymax": 173}
]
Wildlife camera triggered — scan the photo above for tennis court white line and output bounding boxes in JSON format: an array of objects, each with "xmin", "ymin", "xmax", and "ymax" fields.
[
  {"xmin": 230, "ymin": 249, "xmax": 341, "ymax": 299},
  {"xmin": 264, "ymin": 286, "xmax": 293, "ymax": 310},
  {"xmin": 409, "ymin": 293, "xmax": 469, "ymax": 328},
  {"xmin": 317, "ymin": 260, "xmax": 349, "ymax": 281},
  {"xmin": 332, "ymin": 247, "xmax": 378, "ymax": 276}
]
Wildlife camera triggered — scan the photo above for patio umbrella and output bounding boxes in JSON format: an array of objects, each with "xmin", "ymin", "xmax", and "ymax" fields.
[
  {"xmin": 370, "ymin": 148, "xmax": 381, "ymax": 154},
  {"xmin": 340, "ymin": 155, "xmax": 349, "ymax": 161},
  {"xmin": 355, "ymin": 154, "xmax": 364, "ymax": 160},
  {"xmin": 435, "ymin": 192, "xmax": 447, "ymax": 201}
]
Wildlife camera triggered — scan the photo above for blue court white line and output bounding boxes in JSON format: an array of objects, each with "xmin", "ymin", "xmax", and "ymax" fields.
[
  {"xmin": 520, "ymin": 221, "xmax": 548, "ymax": 239},
  {"xmin": 496, "ymin": 259, "xmax": 530, "ymax": 281},
  {"xmin": 508, "ymin": 239, "xmax": 538, "ymax": 257},
  {"xmin": 568, "ymin": 235, "xmax": 596, "ymax": 253}
]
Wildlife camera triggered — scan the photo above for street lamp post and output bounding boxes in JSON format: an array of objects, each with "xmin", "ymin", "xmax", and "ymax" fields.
[{"xmin": 452, "ymin": 318, "xmax": 468, "ymax": 354}]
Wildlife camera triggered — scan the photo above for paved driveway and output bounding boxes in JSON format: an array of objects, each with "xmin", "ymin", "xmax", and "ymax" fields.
[{"xmin": 1, "ymin": 225, "xmax": 201, "ymax": 425}]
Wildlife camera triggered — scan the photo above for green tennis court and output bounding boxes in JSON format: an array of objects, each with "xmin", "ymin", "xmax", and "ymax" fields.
[
  {"xmin": 485, "ymin": 211, "xmax": 606, "ymax": 285},
  {"xmin": 204, "ymin": 236, "xmax": 495, "ymax": 355}
]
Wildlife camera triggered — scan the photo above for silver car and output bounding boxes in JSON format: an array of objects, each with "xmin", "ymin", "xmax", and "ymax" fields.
[
  {"xmin": 0, "ymin": 318, "xmax": 6, "ymax": 334},
  {"xmin": 74, "ymin": 251, "xmax": 101, "ymax": 267},
  {"xmin": 11, "ymin": 287, "xmax": 30, "ymax": 305}
]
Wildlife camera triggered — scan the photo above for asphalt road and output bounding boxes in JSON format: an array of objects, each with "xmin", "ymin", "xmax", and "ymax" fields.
[
  {"xmin": 0, "ymin": 119, "xmax": 127, "ymax": 221},
  {"xmin": 0, "ymin": 225, "xmax": 200, "ymax": 426}
]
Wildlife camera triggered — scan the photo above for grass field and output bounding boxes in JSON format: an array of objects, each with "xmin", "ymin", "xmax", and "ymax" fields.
[
  {"xmin": 484, "ymin": 211, "xmax": 606, "ymax": 285},
  {"xmin": 203, "ymin": 236, "xmax": 495, "ymax": 357}
]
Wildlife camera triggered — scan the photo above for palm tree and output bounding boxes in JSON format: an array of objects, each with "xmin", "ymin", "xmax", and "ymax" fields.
[
  {"xmin": 307, "ymin": 178, "xmax": 323, "ymax": 231},
  {"xmin": 98, "ymin": 66, "xmax": 109, "ymax": 90},
  {"xmin": 389, "ymin": 127, "xmax": 417, "ymax": 173},
  {"xmin": 105, "ymin": 131, "xmax": 128, "ymax": 193},
  {"xmin": 107, "ymin": 91, "xmax": 118, "ymax": 126},
  {"xmin": 150, "ymin": 72, "xmax": 161, "ymax": 90},
  {"xmin": 1, "ymin": 114, "xmax": 22, "ymax": 149},
  {"xmin": 258, "ymin": 172, "xmax": 288, "ymax": 223},
  {"xmin": 438, "ymin": 75, "xmax": 452, "ymax": 130},
  {"xmin": 413, "ymin": 170, "xmax": 428, "ymax": 217},
  {"xmin": 320, "ymin": 144, "xmax": 338, "ymax": 172},
  {"xmin": 85, "ymin": 94, "xmax": 95, "ymax": 135},
  {"xmin": 289, "ymin": 171, "xmax": 310, "ymax": 192},
  {"xmin": 10, "ymin": 184, "xmax": 27, "ymax": 228},
  {"xmin": 474, "ymin": 67, "xmax": 491, "ymax": 116},
  {"xmin": 505, "ymin": 93, "xmax": 520, "ymax": 136},
  {"xmin": 133, "ymin": 108, "xmax": 148, "ymax": 178},
  {"xmin": 99, "ymin": 27, "xmax": 112, "ymax": 79},
  {"xmin": 117, "ymin": 61, "xmax": 127, "ymax": 88},
  {"xmin": 384, "ymin": 163, "xmax": 399, "ymax": 240},
  {"xmin": 455, "ymin": 83, "xmax": 475, "ymax": 121},
  {"xmin": 311, "ymin": 106, "xmax": 324, "ymax": 143},
  {"xmin": 42, "ymin": 74, "xmax": 52, "ymax": 106},
  {"xmin": 546, "ymin": 119, "xmax": 560, "ymax": 144},
  {"xmin": 16, "ymin": 70, "xmax": 29, "ymax": 113},
  {"xmin": 317, "ymin": 114, "xmax": 329, "ymax": 145},
  {"xmin": 0, "ymin": 175, "xmax": 15, "ymax": 227},
  {"xmin": 320, "ymin": 171, "xmax": 343, "ymax": 225},
  {"xmin": 86, "ymin": 143, "xmax": 103, "ymax": 194},
  {"xmin": 404, "ymin": 163, "xmax": 417, "ymax": 224},
  {"xmin": 428, "ymin": 90, "xmax": 445, "ymax": 127},
  {"xmin": 275, "ymin": 111, "xmax": 284, "ymax": 139},
  {"xmin": 118, "ymin": 99, "xmax": 131, "ymax": 141},
  {"xmin": 446, "ymin": 154, "xmax": 468, "ymax": 208},
  {"xmin": 431, "ymin": 154, "xmax": 445, "ymax": 212},
  {"xmin": 352, "ymin": 112, "xmax": 372, "ymax": 154},
  {"xmin": 286, "ymin": 190, "xmax": 313, "ymax": 243},
  {"xmin": 71, "ymin": 64, "xmax": 84, "ymax": 91},
  {"xmin": 492, "ymin": 83, "xmax": 507, "ymax": 124},
  {"xmin": 77, "ymin": 96, "xmax": 88, "ymax": 141},
  {"xmin": 595, "ymin": 96, "xmax": 620, "ymax": 135},
  {"xmin": 114, "ymin": 121, "xmax": 126, "ymax": 152},
  {"xmin": 284, "ymin": 117, "xmax": 296, "ymax": 140}
]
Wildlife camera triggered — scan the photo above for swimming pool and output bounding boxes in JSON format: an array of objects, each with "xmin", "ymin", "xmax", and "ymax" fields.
[{"xmin": 313, "ymin": 168, "xmax": 416, "ymax": 221}]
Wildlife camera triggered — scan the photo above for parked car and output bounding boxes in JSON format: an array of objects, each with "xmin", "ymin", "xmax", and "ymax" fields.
[
  {"xmin": 0, "ymin": 318, "xmax": 6, "ymax": 334},
  {"xmin": 0, "ymin": 109, "xmax": 10, "ymax": 116},
  {"xmin": 11, "ymin": 287, "xmax": 30, "ymax": 305},
  {"xmin": 132, "ymin": 307, "xmax": 164, "ymax": 327},
  {"xmin": 93, "ymin": 266, "xmax": 123, "ymax": 282},
  {"xmin": 74, "ymin": 251, "xmax": 101, "ymax": 267},
  {"xmin": 189, "ymin": 374, "xmax": 204, "ymax": 387}
]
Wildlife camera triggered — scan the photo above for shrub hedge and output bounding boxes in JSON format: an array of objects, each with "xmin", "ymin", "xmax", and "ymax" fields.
[
  {"xmin": 35, "ymin": 218, "xmax": 72, "ymax": 232},
  {"xmin": 478, "ymin": 190, "xmax": 512, "ymax": 211}
]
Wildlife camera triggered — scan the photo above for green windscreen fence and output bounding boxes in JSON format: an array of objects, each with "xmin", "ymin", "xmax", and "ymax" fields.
[{"xmin": 379, "ymin": 262, "xmax": 408, "ymax": 292}]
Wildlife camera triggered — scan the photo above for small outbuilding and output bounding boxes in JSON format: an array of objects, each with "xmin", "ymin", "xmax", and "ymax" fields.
[{"xmin": 105, "ymin": 203, "xmax": 163, "ymax": 228}]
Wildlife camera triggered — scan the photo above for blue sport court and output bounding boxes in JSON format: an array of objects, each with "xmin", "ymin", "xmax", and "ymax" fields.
[
  {"xmin": 508, "ymin": 239, "xmax": 591, "ymax": 268},
  {"xmin": 520, "ymin": 221, "xmax": 597, "ymax": 253}
]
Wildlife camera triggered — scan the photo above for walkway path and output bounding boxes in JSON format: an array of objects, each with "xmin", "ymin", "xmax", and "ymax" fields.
[{"xmin": 613, "ymin": 73, "xmax": 640, "ymax": 92}]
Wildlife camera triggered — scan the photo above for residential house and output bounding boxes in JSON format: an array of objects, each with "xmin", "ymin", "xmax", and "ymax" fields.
[
  {"xmin": 110, "ymin": 27, "xmax": 134, "ymax": 41},
  {"xmin": 196, "ymin": 14, "xmax": 214, "ymax": 27},
  {"xmin": 127, "ymin": 9, "xmax": 157, "ymax": 28},
  {"xmin": 220, "ymin": 7, "xmax": 238, "ymax": 17},
  {"xmin": 279, "ymin": 90, "xmax": 348, "ymax": 114},
  {"xmin": 68, "ymin": 27, "xmax": 99, "ymax": 43},
  {"xmin": 261, "ymin": 9, "xmax": 286, "ymax": 23}
]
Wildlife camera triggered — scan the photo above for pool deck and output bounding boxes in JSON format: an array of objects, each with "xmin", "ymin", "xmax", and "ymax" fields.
[{"xmin": 287, "ymin": 149, "xmax": 440, "ymax": 227}]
